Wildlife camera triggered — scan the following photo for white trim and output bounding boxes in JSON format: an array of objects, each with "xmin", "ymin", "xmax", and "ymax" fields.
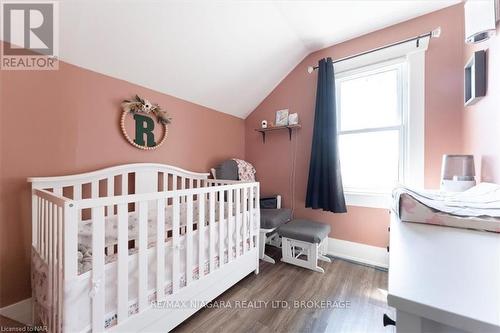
[
  {"xmin": 335, "ymin": 56, "xmax": 406, "ymax": 79},
  {"xmin": 344, "ymin": 191, "xmax": 390, "ymax": 209},
  {"xmin": 0, "ymin": 298, "xmax": 32, "ymax": 325},
  {"xmin": 28, "ymin": 163, "xmax": 209, "ymax": 189},
  {"xmin": 339, "ymin": 125, "xmax": 402, "ymax": 135},
  {"xmin": 327, "ymin": 237, "xmax": 388, "ymax": 269},
  {"xmin": 404, "ymin": 50, "xmax": 425, "ymax": 189}
]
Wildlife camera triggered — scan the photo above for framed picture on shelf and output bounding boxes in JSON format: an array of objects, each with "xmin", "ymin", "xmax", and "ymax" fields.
[
  {"xmin": 288, "ymin": 113, "xmax": 298, "ymax": 125},
  {"xmin": 275, "ymin": 109, "xmax": 289, "ymax": 126}
]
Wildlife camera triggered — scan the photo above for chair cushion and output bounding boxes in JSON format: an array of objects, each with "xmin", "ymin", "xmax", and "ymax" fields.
[
  {"xmin": 277, "ymin": 219, "xmax": 330, "ymax": 243},
  {"xmin": 260, "ymin": 208, "xmax": 292, "ymax": 229},
  {"xmin": 214, "ymin": 160, "xmax": 239, "ymax": 180}
]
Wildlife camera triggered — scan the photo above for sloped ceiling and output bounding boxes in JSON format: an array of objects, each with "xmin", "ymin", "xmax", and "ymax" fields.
[{"xmin": 58, "ymin": 0, "xmax": 460, "ymax": 118}]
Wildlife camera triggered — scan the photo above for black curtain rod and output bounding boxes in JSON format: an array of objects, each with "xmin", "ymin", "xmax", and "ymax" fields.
[{"xmin": 308, "ymin": 27, "xmax": 441, "ymax": 73}]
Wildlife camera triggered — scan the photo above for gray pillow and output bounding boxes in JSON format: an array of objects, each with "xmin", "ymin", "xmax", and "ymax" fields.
[{"xmin": 214, "ymin": 160, "xmax": 239, "ymax": 180}]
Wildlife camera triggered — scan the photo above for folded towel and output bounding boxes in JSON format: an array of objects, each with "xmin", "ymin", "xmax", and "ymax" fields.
[{"xmin": 393, "ymin": 183, "xmax": 500, "ymax": 218}]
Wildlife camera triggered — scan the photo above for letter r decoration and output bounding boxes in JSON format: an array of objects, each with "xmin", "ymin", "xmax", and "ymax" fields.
[
  {"xmin": 133, "ymin": 113, "xmax": 156, "ymax": 147},
  {"xmin": 120, "ymin": 111, "xmax": 168, "ymax": 150}
]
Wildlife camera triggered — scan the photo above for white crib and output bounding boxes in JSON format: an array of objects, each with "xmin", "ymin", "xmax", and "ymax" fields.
[{"xmin": 29, "ymin": 163, "xmax": 260, "ymax": 332}]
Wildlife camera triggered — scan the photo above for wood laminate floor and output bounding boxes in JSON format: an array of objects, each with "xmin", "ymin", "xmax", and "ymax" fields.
[
  {"xmin": 0, "ymin": 315, "xmax": 27, "ymax": 329},
  {"xmin": 174, "ymin": 247, "xmax": 395, "ymax": 333}
]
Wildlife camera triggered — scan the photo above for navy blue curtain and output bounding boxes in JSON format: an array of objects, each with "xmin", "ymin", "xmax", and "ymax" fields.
[{"xmin": 305, "ymin": 58, "xmax": 347, "ymax": 213}]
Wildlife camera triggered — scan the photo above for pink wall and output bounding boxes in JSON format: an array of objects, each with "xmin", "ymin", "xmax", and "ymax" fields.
[
  {"xmin": 463, "ymin": 26, "xmax": 500, "ymax": 183},
  {"xmin": 0, "ymin": 59, "xmax": 245, "ymax": 306},
  {"xmin": 245, "ymin": 4, "xmax": 465, "ymax": 248}
]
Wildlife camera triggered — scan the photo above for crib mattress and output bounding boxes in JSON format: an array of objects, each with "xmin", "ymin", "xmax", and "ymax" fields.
[{"xmin": 395, "ymin": 187, "xmax": 500, "ymax": 233}]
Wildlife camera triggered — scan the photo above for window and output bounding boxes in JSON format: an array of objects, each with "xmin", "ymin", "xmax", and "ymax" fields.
[{"xmin": 336, "ymin": 60, "xmax": 408, "ymax": 205}]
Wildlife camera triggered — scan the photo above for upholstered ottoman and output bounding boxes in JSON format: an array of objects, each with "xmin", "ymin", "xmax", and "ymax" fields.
[{"xmin": 277, "ymin": 219, "xmax": 331, "ymax": 273}]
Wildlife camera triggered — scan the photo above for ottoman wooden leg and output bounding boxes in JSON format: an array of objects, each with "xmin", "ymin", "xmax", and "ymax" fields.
[
  {"xmin": 318, "ymin": 238, "xmax": 332, "ymax": 263},
  {"xmin": 259, "ymin": 229, "xmax": 276, "ymax": 264},
  {"xmin": 281, "ymin": 237, "xmax": 327, "ymax": 273}
]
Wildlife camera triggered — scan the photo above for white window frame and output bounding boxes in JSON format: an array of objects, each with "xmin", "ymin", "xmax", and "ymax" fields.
[
  {"xmin": 336, "ymin": 59, "xmax": 408, "ymax": 208},
  {"xmin": 334, "ymin": 39, "xmax": 427, "ymax": 209}
]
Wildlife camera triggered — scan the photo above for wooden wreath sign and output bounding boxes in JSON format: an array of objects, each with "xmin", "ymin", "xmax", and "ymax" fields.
[{"xmin": 120, "ymin": 95, "xmax": 172, "ymax": 150}]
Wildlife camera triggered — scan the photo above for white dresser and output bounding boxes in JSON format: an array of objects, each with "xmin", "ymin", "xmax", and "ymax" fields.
[{"xmin": 387, "ymin": 212, "xmax": 500, "ymax": 333}]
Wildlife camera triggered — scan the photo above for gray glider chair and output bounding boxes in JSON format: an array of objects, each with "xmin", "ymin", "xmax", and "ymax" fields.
[{"xmin": 211, "ymin": 160, "xmax": 292, "ymax": 263}]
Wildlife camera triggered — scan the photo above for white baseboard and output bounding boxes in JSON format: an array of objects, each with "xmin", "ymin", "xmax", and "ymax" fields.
[
  {"xmin": 327, "ymin": 237, "xmax": 388, "ymax": 269},
  {"xmin": 0, "ymin": 298, "xmax": 32, "ymax": 325}
]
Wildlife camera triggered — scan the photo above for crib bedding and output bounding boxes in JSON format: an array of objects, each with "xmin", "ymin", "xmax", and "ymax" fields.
[
  {"xmin": 394, "ymin": 185, "xmax": 500, "ymax": 233},
  {"xmin": 35, "ymin": 223, "xmax": 254, "ymax": 333},
  {"xmin": 78, "ymin": 199, "xmax": 249, "ymax": 250},
  {"xmin": 77, "ymin": 207, "xmax": 254, "ymax": 274}
]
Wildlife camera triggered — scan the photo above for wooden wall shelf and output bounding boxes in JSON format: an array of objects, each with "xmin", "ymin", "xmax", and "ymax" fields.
[{"xmin": 255, "ymin": 124, "xmax": 301, "ymax": 143}]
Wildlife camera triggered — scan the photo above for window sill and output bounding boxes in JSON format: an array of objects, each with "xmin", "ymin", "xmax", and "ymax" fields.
[{"xmin": 344, "ymin": 190, "xmax": 391, "ymax": 209}]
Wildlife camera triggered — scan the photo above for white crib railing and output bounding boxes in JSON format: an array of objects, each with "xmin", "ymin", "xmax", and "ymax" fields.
[
  {"xmin": 32, "ymin": 179, "xmax": 259, "ymax": 332},
  {"xmin": 32, "ymin": 189, "xmax": 69, "ymax": 333}
]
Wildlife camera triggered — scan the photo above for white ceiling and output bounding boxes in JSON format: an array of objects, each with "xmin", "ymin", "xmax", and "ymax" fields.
[{"xmin": 59, "ymin": 0, "xmax": 460, "ymax": 118}]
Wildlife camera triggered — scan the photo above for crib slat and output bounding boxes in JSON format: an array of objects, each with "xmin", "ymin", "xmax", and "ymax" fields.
[
  {"xmin": 40, "ymin": 198, "xmax": 44, "ymax": 258},
  {"xmin": 235, "ymin": 189, "xmax": 241, "ymax": 258},
  {"xmin": 156, "ymin": 198, "xmax": 166, "ymax": 302},
  {"xmin": 47, "ymin": 202, "xmax": 53, "ymax": 330},
  {"xmin": 91, "ymin": 181, "xmax": 99, "ymax": 198},
  {"xmin": 121, "ymin": 174, "xmax": 128, "ymax": 195},
  {"xmin": 72, "ymin": 185, "xmax": 83, "ymax": 267},
  {"xmin": 227, "ymin": 189, "xmax": 233, "ymax": 262},
  {"xmin": 243, "ymin": 187, "xmax": 248, "ymax": 254},
  {"xmin": 209, "ymin": 191, "xmax": 216, "ymax": 272},
  {"xmin": 73, "ymin": 184, "xmax": 82, "ymax": 201},
  {"xmin": 163, "ymin": 173, "xmax": 168, "ymax": 191},
  {"xmin": 117, "ymin": 203, "xmax": 129, "ymax": 324},
  {"xmin": 91, "ymin": 206, "xmax": 105, "ymax": 333},
  {"xmin": 181, "ymin": 177, "xmax": 186, "ymax": 202},
  {"xmin": 41, "ymin": 198, "xmax": 45, "ymax": 255},
  {"xmin": 57, "ymin": 206, "xmax": 63, "ymax": 333},
  {"xmin": 52, "ymin": 204, "xmax": 59, "ymax": 332},
  {"xmin": 172, "ymin": 175, "xmax": 178, "ymax": 191},
  {"xmin": 218, "ymin": 190, "xmax": 224, "ymax": 267},
  {"xmin": 249, "ymin": 186, "xmax": 254, "ymax": 249},
  {"xmin": 51, "ymin": 203, "xmax": 58, "ymax": 332},
  {"xmin": 255, "ymin": 185, "xmax": 260, "ymax": 265},
  {"xmin": 53, "ymin": 187, "xmax": 62, "ymax": 197},
  {"xmin": 37, "ymin": 197, "xmax": 41, "ymax": 253},
  {"xmin": 138, "ymin": 201, "xmax": 148, "ymax": 310},
  {"xmin": 172, "ymin": 196, "xmax": 180, "ymax": 293},
  {"xmin": 107, "ymin": 176, "xmax": 114, "ymax": 216},
  {"xmin": 44, "ymin": 199, "xmax": 48, "ymax": 259},
  {"xmin": 186, "ymin": 194, "xmax": 193, "ymax": 285},
  {"xmin": 198, "ymin": 193, "xmax": 205, "ymax": 279},
  {"xmin": 63, "ymin": 202, "xmax": 78, "ymax": 280}
]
